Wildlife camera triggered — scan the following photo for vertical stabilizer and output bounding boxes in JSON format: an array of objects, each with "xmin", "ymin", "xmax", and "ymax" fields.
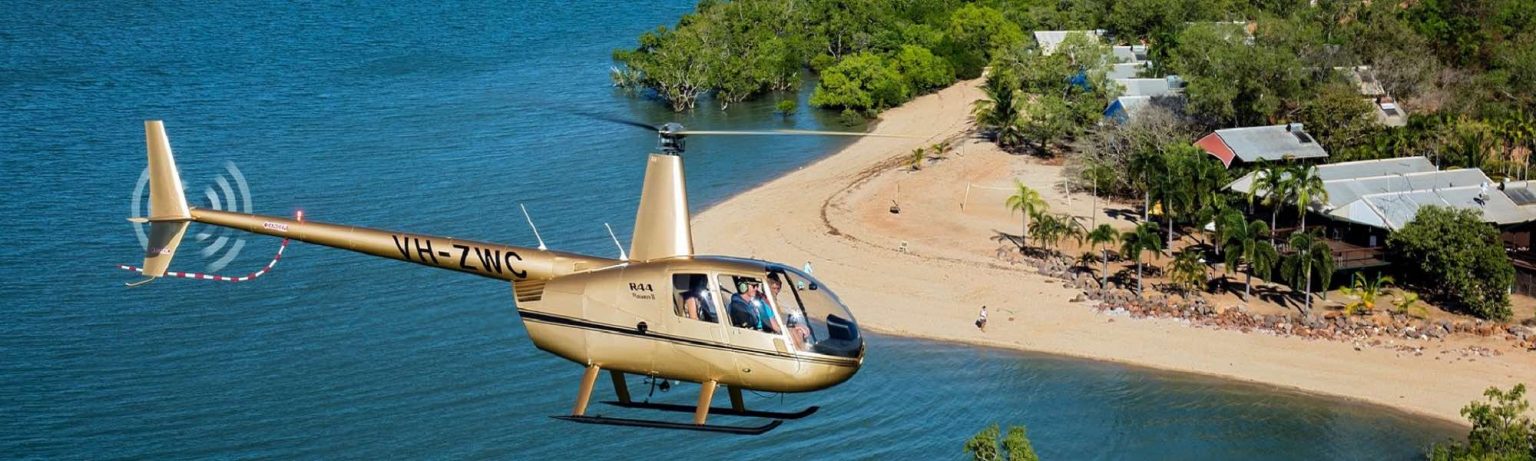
[
  {"xmin": 137, "ymin": 120, "xmax": 192, "ymax": 278},
  {"xmin": 629, "ymin": 154, "xmax": 692, "ymax": 261},
  {"xmin": 146, "ymin": 120, "xmax": 190, "ymax": 220}
]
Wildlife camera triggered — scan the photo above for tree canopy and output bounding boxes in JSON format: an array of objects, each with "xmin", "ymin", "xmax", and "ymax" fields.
[{"xmin": 1388, "ymin": 206, "xmax": 1515, "ymax": 320}]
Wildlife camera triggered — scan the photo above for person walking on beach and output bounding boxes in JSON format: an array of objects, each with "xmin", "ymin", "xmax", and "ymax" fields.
[{"xmin": 975, "ymin": 305, "xmax": 988, "ymax": 332}]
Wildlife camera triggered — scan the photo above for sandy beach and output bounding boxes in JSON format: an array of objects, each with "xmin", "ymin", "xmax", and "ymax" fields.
[{"xmin": 691, "ymin": 78, "xmax": 1536, "ymax": 426}]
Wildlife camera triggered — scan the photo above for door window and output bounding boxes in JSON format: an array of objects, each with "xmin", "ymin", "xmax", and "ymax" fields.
[{"xmin": 671, "ymin": 273, "xmax": 719, "ymax": 324}]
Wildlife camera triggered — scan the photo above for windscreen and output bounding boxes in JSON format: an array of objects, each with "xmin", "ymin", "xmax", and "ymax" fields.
[{"xmin": 775, "ymin": 268, "xmax": 861, "ymax": 358}]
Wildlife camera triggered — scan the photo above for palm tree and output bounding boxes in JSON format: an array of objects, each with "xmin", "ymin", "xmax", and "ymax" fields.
[
  {"xmin": 1005, "ymin": 180, "xmax": 1047, "ymax": 250},
  {"xmin": 1119, "ymin": 222, "xmax": 1165, "ymax": 296},
  {"xmin": 1249, "ymin": 240, "xmax": 1281, "ymax": 299},
  {"xmin": 1128, "ymin": 149, "xmax": 1163, "ymax": 222},
  {"xmin": 1168, "ymin": 249, "xmax": 1207, "ymax": 294},
  {"xmin": 1211, "ymin": 205, "xmax": 1245, "ymax": 254},
  {"xmin": 909, "ymin": 147, "xmax": 926, "ymax": 170},
  {"xmin": 1391, "ymin": 290, "xmax": 1426, "ymax": 318},
  {"xmin": 1151, "ymin": 153, "xmax": 1191, "ymax": 245},
  {"xmin": 1280, "ymin": 232, "xmax": 1336, "ymax": 316},
  {"xmin": 1087, "ymin": 224, "xmax": 1118, "ymax": 289},
  {"xmin": 972, "ymin": 74, "xmax": 1025, "ymax": 149},
  {"xmin": 1290, "ymin": 165, "xmax": 1328, "ymax": 233},
  {"xmin": 1220, "ymin": 217, "xmax": 1273, "ymax": 300},
  {"xmin": 1059, "ymin": 214, "xmax": 1087, "ymax": 249},
  {"xmin": 1340, "ymin": 273, "xmax": 1394, "ymax": 315},
  {"xmin": 1028, "ymin": 211, "xmax": 1060, "ymax": 255},
  {"xmin": 1248, "ymin": 163, "xmax": 1292, "ymax": 241}
]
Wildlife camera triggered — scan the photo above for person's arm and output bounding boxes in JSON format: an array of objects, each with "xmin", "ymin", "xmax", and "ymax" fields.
[{"xmin": 684, "ymin": 297, "xmax": 699, "ymax": 319}]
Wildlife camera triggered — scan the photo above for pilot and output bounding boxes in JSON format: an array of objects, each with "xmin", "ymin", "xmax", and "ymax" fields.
[
  {"xmin": 729, "ymin": 280, "xmax": 775, "ymax": 333},
  {"xmin": 767, "ymin": 274, "xmax": 810, "ymax": 347}
]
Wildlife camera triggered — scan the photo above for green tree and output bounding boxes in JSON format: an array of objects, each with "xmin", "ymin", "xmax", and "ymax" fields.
[
  {"xmin": 1248, "ymin": 164, "xmax": 1293, "ymax": 241},
  {"xmin": 1290, "ymin": 165, "xmax": 1328, "ymax": 232},
  {"xmin": 614, "ymin": 25, "xmax": 713, "ymax": 111},
  {"xmin": 776, "ymin": 99, "xmax": 798, "ymax": 117},
  {"xmin": 1280, "ymin": 232, "xmax": 1335, "ymax": 316},
  {"xmin": 1299, "ymin": 81, "xmax": 1380, "ymax": 151},
  {"xmin": 890, "ymin": 44, "xmax": 954, "ymax": 93},
  {"xmin": 1088, "ymin": 224, "xmax": 1119, "ymax": 289},
  {"xmin": 965, "ymin": 423, "xmax": 1041, "ymax": 461},
  {"xmin": 1005, "ymin": 180, "xmax": 1048, "ymax": 250},
  {"xmin": 1165, "ymin": 22, "xmax": 1306, "ymax": 126},
  {"xmin": 1220, "ymin": 216, "xmax": 1274, "ymax": 300},
  {"xmin": 1019, "ymin": 94, "xmax": 1077, "ymax": 154},
  {"xmin": 1121, "ymin": 222, "xmax": 1166, "ymax": 296},
  {"xmin": 1388, "ymin": 206, "xmax": 1515, "ymax": 320},
  {"xmin": 1168, "ymin": 249, "xmax": 1208, "ymax": 294},
  {"xmin": 973, "ymin": 72, "xmax": 1027, "ymax": 149},
  {"xmin": 1428, "ymin": 384, "xmax": 1536, "ymax": 461},
  {"xmin": 945, "ymin": 5, "xmax": 1026, "ymax": 78},
  {"xmin": 810, "ymin": 53, "xmax": 909, "ymax": 112},
  {"xmin": 1030, "ymin": 212, "xmax": 1062, "ymax": 255}
]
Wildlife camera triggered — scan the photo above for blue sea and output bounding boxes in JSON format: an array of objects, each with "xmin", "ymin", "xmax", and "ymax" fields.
[{"xmin": 0, "ymin": 1, "xmax": 1461, "ymax": 459}]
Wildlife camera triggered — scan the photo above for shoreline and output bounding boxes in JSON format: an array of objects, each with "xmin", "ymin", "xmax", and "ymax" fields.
[{"xmin": 691, "ymin": 78, "xmax": 1536, "ymax": 428}]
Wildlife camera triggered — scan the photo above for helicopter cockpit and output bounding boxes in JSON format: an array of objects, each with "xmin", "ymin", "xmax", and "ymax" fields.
[{"xmin": 762, "ymin": 266, "xmax": 863, "ymax": 359}]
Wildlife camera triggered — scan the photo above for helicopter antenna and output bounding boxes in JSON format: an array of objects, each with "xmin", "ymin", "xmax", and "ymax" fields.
[
  {"xmin": 604, "ymin": 222, "xmax": 628, "ymax": 261},
  {"xmin": 520, "ymin": 203, "xmax": 547, "ymax": 251}
]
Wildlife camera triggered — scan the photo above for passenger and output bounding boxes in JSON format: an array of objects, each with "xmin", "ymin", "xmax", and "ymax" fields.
[
  {"xmin": 685, "ymin": 276, "xmax": 717, "ymax": 323},
  {"xmin": 768, "ymin": 275, "xmax": 810, "ymax": 348},
  {"xmin": 753, "ymin": 284, "xmax": 781, "ymax": 335}
]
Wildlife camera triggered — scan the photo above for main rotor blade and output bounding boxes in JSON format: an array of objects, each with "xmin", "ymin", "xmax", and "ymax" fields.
[
  {"xmin": 675, "ymin": 129, "xmax": 919, "ymax": 138},
  {"xmin": 561, "ymin": 109, "xmax": 659, "ymax": 132}
]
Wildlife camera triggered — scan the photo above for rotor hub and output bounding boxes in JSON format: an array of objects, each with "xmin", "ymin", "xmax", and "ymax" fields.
[{"xmin": 657, "ymin": 122, "xmax": 686, "ymax": 155}]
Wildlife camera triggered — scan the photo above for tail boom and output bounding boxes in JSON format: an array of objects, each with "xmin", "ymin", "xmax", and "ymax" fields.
[{"xmin": 189, "ymin": 208, "xmax": 616, "ymax": 282}]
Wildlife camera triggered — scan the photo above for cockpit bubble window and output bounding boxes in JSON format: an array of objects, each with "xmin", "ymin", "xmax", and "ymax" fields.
[
  {"xmin": 718, "ymin": 274, "xmax": 780, "ymax": 334},
  {"xmin": 671, "ymin": 273, "xmax": 718, "ymax": 324},
  {"xmin": 776, "ymin": 268, "xmax": 861, "ymax": 358}
]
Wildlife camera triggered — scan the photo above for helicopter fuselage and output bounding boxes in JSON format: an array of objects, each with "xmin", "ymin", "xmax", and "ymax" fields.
[{"xmin": 521, "ymin": 256, "xmax": 863, "ymax": 394}]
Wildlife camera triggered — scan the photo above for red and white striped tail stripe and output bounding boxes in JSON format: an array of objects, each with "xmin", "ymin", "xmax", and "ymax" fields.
[{"xmin": 117, "ymin": 238, "xmax": 290, "ymax": 283}]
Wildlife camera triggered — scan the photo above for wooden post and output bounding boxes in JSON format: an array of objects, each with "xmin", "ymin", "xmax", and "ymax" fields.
[
  {"xmin": 694, "ymin": 381, "xmax": 718, "ymax": 425},
  {"xmin": 728, "ymin": 386, "xmax": 745, "ymax": 412},
  {"xmin": 572, "ymin": 365, "xmax": 601, "ymax": 416},
  {"xmin": 609, "ymin": 371, "xmax": 631, "ymax": 404}
]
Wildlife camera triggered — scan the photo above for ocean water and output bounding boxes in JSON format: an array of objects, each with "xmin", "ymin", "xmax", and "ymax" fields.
[{"xmin": 0, "ymin": 1, "xmax": 1462, "ymax": 459}]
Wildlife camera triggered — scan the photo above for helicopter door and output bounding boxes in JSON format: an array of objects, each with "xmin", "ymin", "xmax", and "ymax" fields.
[{"xmin": 718, "ymin": 273, "xmax": 793, "ymax": 387}]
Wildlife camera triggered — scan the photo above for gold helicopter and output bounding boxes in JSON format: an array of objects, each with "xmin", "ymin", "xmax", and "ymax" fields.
[{"xmin": 126, "ymin": 119, "xmax": 907, "ymax": 434}]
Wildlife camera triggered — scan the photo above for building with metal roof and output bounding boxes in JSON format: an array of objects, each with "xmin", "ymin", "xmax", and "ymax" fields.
[
  {"xmin": 1111, "ymin": 45, "xmax": 1148, "ymax": 63},
  {"xmin": 1196, "ymin": 123, "xmax": 1330, "ymax": 168},
  {"xmin": 1226, "ymin": 156, "xmax": 1535, "ymax": 231},
  {"xmin": 1033, "ymin": 30, "xmax": 1103, "ymax": 55},
  {"xmin": 1107, "ymin": 62, "xmax": 1145, "ymax": 80}
]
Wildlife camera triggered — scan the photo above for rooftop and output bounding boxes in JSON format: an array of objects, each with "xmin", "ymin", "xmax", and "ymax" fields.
[
  {"xmin": 1197, "ymin": 123, "xmax": 1330, "ymax": 167},
  {"xmin": 1114, "ymin": 77, "xmax": 1180, "ymax": 97},
  {"xmin": 1107, "ymin": 62, "xmax": 1145, "ymax": 80},
  {"xmin": 1034, "ymin": 30, "xmax": 1104, "ymax": 55},
  {"xmin": 1111, "ymin": 45, "xmax": 1148, "ymax": 63},
  {"xmin": 1226, "ymin": 157, "xmax": 1535, "ymax": 230}
]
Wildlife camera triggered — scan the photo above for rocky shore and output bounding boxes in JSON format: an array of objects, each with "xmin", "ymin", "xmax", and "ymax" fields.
[{"xmin": 1021, "ymin": 255, "xmax": 1536, "ymax": 352}]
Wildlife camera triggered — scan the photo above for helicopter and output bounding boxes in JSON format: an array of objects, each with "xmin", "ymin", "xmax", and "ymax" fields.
[{"xmin": 124, "ymin": 119, "xmax": 912, "ymax": 435}]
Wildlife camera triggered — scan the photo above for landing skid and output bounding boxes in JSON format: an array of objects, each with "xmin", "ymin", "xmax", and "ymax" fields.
[
  {"xmin": 552, "ymin": 415, "xmax": 782, "ymax": 435},
  {"xmin": 559, "ymin": 366, "xmax": 811, "ymax": 435},
  {"xmin": 601, "ymin": 400, "xmax": 820, "ymax": 420}
]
